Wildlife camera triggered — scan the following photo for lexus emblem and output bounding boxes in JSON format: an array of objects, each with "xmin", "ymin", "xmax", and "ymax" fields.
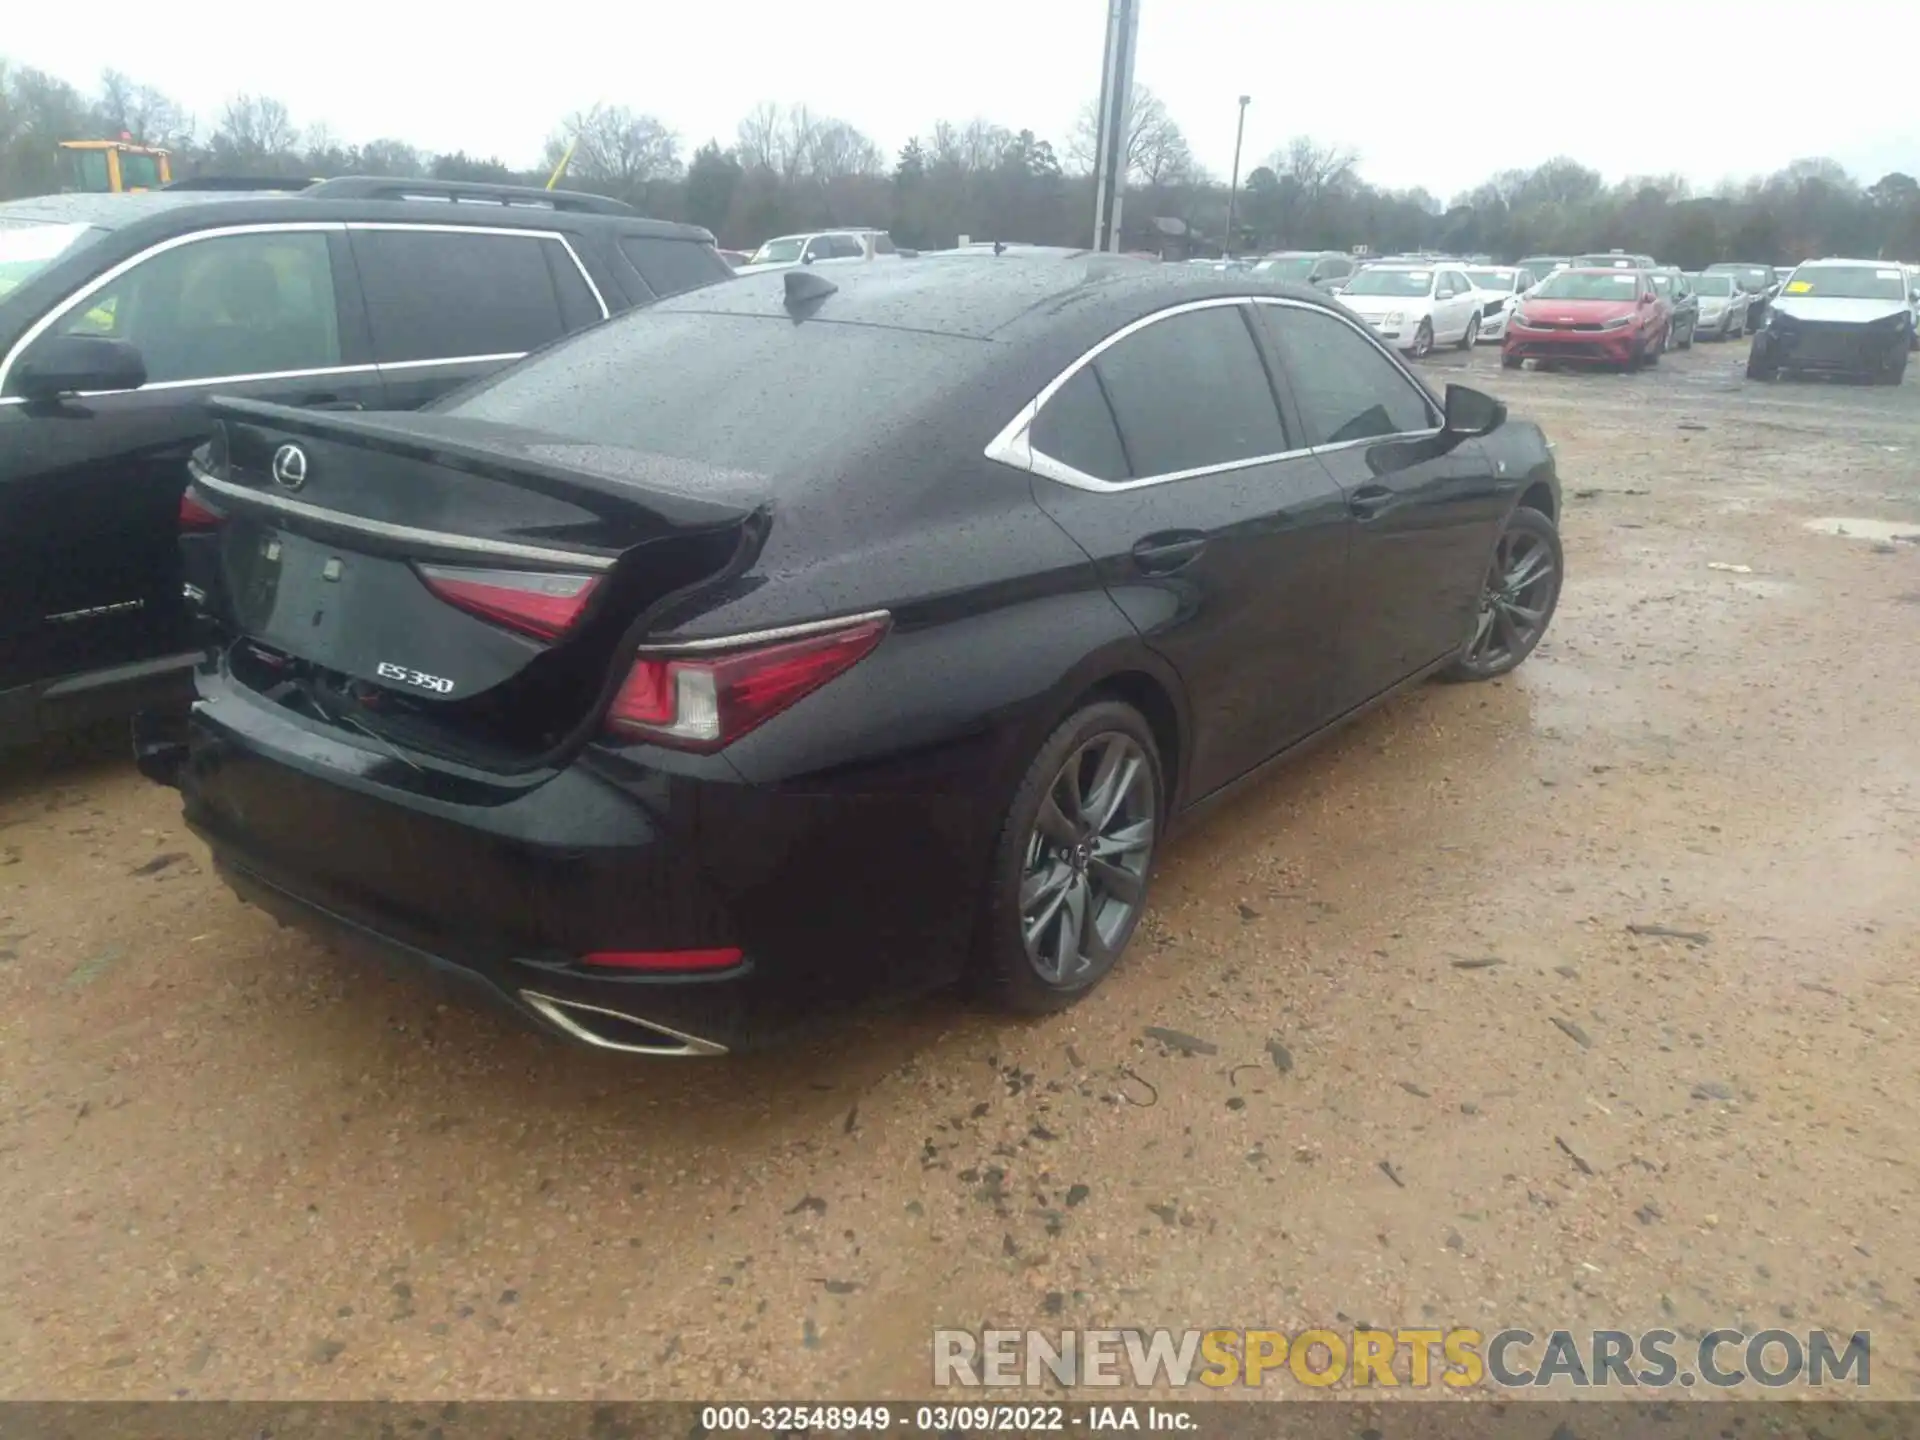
[{"xmin": 270, "ymin": 443, "xmax": 309, "ymax": 491}]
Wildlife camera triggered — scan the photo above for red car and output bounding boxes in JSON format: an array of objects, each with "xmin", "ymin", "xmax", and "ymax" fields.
[{"xmin": 1502, "ymin": 267, "xmax": 1672, "ymax": 369}]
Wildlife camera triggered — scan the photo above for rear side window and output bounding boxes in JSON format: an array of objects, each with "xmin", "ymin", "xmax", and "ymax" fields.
[
  {"xmin": 1030, "ymin": 366, "xmax": 1130, "ymax": 482},
  {"xmin": 350, "ymin": 229, "xmax": 570, "ymax": 363},
  {"xmin": 831, "ymin": 234, "xmax": 866, "ymax": 259},
  {"xmin": 1262, "ymin": 305, "xmax": 1436, "ymax": 446},
  {"xmin": 618, "ymin": 236, "xmax": 729, "ymax": 300},
  {"xmin": 872, "ymin": 234, "xmax": 897, "ymax": 255},
  {"xmin": 1088, "ymin": 305, "xmax": 1288, "ymax": 478}
]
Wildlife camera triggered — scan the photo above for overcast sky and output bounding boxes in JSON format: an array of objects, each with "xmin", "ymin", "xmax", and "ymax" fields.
[{"xmin": 10, "ymin": 0, "xmax": 1917, "ymax": 199}]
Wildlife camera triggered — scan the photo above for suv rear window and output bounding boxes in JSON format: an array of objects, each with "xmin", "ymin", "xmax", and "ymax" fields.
[
  {"xmin": 350, "ymin": 229, "xmax": 575, "ymax": 363},
  {"xmin": 444, "ymin": 311, "xmax": 986, "ymax": 476},
  {"xmin": 618, "ymin": 236, "xmax": 730, "ymax": 300}
]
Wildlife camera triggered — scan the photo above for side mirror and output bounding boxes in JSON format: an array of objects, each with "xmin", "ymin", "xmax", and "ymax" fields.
[
  {"xmin": 1444, "ymin": 383, "xmax": 1505, "ymax": 438},
  {"xmin": 12, "ymin": 335, "xmax": 146, "ymax": 401}
]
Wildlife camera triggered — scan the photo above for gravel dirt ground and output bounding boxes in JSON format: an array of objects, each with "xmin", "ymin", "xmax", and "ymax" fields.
[{"xmin": 1, "ymin": 338, "xmax": 1916, "ymax": 1402}]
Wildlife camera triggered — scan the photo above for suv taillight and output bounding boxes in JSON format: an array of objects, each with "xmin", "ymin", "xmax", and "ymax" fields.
[
  {"xmin": 416, "ymin": 564, "xmax": 601, "ymax": 641},
  {"xmin": 179, "ymin": 488, "xmax": 224, "ymax": 531},
  {"xmin": 606, "ymin": 616, "xmax": 889, "ymax": 753}
]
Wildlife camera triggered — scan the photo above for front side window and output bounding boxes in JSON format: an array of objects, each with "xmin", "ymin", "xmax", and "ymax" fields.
[
  {"xmin": 872, "ymin": 233, "xmax": 897, "ymax": 255},
  {"xmin": 831, "ymin": 234, "xmax": 866, "ymax": 259},
  {"xmin": 1073, "ymin": 305, "xmax": 1288, "ymax": 479},
  {"xmin": 750, "ymin": 237, "xmax": 805, "ymax": 265},
  {"xmin": 1262, "ymin": 305, "xmax": 1437, "ymax": 447},
  {"xmin": 351, "ymin": 229, "xmax": 569, "ymax": 363},
  {"xmin": 30, "ymin": 229, "xmax": 339, "ymax": 386}
]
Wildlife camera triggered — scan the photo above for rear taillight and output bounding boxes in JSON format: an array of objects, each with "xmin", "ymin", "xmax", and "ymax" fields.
[
  {"xmin": 416, "ymin": 564, "xmax": 601, "ymax": 641},
  {"xmin": 606, "ymin": 616, "xmax": 889, "ymax": 753},
  {"xmin": 179, "ymin": 488, "xmax": 224, "ymax": 531}
]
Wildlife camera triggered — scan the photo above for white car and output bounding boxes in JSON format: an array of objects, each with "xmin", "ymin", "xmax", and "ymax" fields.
[
  {"xmin": 1462, "ymin": 265, "xmax": 1539, "ymax": 343},
  {"xmin": 1909, "ymin": 264, "xmax": 1920, "ymax": 350},
  {"xmin": 1334, "ymin": 262, "xmax": 1484, "ymax": 356},
  {"xmin": 734, "ymin": 229, "xmax": 900, "ymax": 274}
]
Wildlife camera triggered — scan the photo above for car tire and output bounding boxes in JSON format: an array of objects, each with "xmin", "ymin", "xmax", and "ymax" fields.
[
  {"xmin": 1412, "ymin": 320, "xmax": 1434, "ymax": 359},
  {"xmin": 1678, "ymin": 318, "xmax": 1694, "ymax": 350},
  {"xmin": 1501, "ymin": 352, "xmax": 1523, "ymax": 370},
  {"xmin": 1458, "ymin": 315, "xmax": 1479, "ymax": 350},
  {"xmin": 1745, "ymin": 351, "xmax": 1777, "ymax": 381},
  {"xmin": 1441, "ymin": 506, "xmax": 1563, "ymax": 684},
  {"xmin": 1728, "ymin": 317, "xmax": 1742, "ymax": 340},
  {"xmin": 977, "ymin": 699, "xmax": 1165, "ymax": 1015},
  {"xmin": 1875, "ymin": 350, "xmax": 1908, "ymax": 386}
]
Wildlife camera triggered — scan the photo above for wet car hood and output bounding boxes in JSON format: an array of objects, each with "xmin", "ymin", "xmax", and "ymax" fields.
[{"xmin": 1770, "ymin": 295, "xmax": 1911, "ymax": 325}]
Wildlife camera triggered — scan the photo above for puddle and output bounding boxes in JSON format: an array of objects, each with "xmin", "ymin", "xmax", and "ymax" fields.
[{"xmin": 1804, "ymin": 517, "xmax": 1920, "ymax": 543}]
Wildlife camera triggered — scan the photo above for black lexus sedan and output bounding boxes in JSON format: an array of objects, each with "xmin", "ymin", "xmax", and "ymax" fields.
[{"xmin": 147, "ymin": 251, "xmax": 1564, "ymax": 1056}]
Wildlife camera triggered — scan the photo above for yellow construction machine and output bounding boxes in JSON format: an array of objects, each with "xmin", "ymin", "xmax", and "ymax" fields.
[{"xmin": 57, "ymin": 137, "xmax": 173, "ymax": 193}]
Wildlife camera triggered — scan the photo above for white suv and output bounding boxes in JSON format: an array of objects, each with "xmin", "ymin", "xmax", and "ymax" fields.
[
  {"xmin": 736, "ymin": 229, "xmax": 900, "ymax": 273},
  {"xmin": 1335, "ymin": 262, "xmax": 1484, "ymax": 356}
]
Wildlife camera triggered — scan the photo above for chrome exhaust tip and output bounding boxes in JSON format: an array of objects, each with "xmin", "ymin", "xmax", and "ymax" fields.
[{"xmin": 519, "ymin": 990, "xmax": 728, "ymax": 1057}]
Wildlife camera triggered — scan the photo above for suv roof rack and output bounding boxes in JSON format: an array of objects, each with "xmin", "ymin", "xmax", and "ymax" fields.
[
  {"xmin": 163, "ymin": 176, "xmax": 318, "ymax": 192},
  {"xmin": 303, "ymin": 176, "xmax": 636, "ymax": 215}
]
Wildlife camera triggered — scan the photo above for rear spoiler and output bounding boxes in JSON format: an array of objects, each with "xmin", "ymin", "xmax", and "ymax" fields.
[{"xmin": 203, "ymin": 396, "xmax": 764, "ymax": 536}]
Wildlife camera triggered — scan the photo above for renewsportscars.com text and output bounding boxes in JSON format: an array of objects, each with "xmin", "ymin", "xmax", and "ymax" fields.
[{"xmin": 933, "ymin": 1327, "xmax": 1871, "ymax": 1390}]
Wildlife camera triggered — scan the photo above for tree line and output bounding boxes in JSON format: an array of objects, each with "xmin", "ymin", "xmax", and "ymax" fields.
[{"xmin": 4, "ymin": 56, "xmax": 1917, "ymax": 267}]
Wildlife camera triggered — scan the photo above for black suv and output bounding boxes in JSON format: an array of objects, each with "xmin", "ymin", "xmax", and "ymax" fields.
[{"xmin": 0, "ymin": 177, "xmax": 728, "ymax": 746}]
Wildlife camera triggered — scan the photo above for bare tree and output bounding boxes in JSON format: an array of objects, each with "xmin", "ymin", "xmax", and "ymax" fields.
[
  {"xmin": 1068, "ymin": 85, "xmax": 1193, "ymax": 186},
  {"xmin": 212, "ymin": 94, "xmax": 299, "ymax": 160},
  {"xmin": 97, "ymin": 69, "xmax": 193, "ymax": 148},
  {"xmin": 808, "ymin": 119, "xmax": 883, "ymax": 180},
  {"xmin": 544, "ymin": 103, "xmax": 680, "ymax": 197},
  {"xmin": 735, "ymin": 101, "xmax": 783, "ymax": 174},
  {"xmin": 1273, "ymin": 137, "xmax": 1359, "ymax": 198}
]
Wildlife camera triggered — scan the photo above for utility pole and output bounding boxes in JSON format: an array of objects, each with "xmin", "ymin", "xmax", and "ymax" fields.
[
  {"xmin": 1224, "ymin": 95, "xmax": 1250, "ymax": 258},
  {"xmin": 1091, "ymin": 0, "xmax": 1141, "ymax": 252}
]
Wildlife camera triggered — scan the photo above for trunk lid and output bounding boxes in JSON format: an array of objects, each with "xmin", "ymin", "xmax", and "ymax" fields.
[{"xmin": 194, "ymin": 398, "xmax": 767, "ymax": 766}]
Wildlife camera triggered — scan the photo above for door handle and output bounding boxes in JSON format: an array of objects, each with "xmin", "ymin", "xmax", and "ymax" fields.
[
  {"xmin": 301, "ymin": 395, "xmax": 363, "ymax": 411},
  {"xmin": 1348, "ymin": 485, "xmax": 1395, "ymax": 521},
  {"xmin": 1130, "ymin": 533, "xmax": 1208, "ymax": 575}
]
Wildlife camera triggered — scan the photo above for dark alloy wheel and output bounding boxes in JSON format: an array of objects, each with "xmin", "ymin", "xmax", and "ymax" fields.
[
  {"xmin": 1442, "ymin": 507, "xmax": 1563, "ymax": 682},
  {"xmin": 980, "ymin": 701, "xmax": 1163, "ymax": 1013}
]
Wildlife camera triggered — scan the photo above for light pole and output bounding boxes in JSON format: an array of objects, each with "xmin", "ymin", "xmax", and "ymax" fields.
[{"xmin": 1223, "ymin": 95, "xmax": 1250, "ymax": 258}]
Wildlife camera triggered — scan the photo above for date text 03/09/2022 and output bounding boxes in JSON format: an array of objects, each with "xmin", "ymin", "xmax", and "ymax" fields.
[{"xmin": 698, "ymin": 1404, "xmax": 1193, "ymax": 1431}]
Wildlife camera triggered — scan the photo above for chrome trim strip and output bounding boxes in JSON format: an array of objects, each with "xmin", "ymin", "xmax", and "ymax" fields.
[
  {"xmin": 187, "ymin": 461, "xmax": 618, "ymax": 572},
  {"xmin": 0, "ymin": 222, "xmax": 347, "ymax": 397},
  {"xmin": 378, "ymin": 352, "xmax": 526, "ymax": 372},
  {"xmin": 520, "ymin": 991, "xmax": 728, "ymax": 1057},
  {"xmin": 982, "ymin": 293, "xmax": 1447, "ymax": 494},
  {"xmin": 637, "ymin": 609, "xmax": 893, "ymax": 655}
]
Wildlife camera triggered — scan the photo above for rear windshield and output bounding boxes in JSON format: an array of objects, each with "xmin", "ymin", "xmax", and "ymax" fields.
[
  {"xmin": 1577, "ymin": 254, "xmax": 1639, "ymax": 269},
  {"xmin": 1467, "ymin": 269, "xmax": 1515, "ymax": 290},
  {"xmin": 1343, "ymin": 268, "xmax": 1432, "ymax": 297},
  {"xmin": 0, "ymin": 219, "xmax": 101, "ymax": 300},
  {"xmin": 1533, "ymin": 270, "xmax": 1642, "ymax": 300},
  {"xmin": 1708, "ymin": 264, "xmax": 1772, "ymax": 288},
  {"xmin": 1692, "ymin": 275, "xmax": 1734, "ymax": 296},
  {"xmin": 442, "ymin": 311, "xmax": 988, "ymax": 475},
  {"xmin": 1780, "ymin": 265, "xmax": 1907, "ymax": 301}
]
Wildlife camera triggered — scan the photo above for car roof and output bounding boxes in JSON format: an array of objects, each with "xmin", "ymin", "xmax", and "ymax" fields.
[
  {"xmin": 0, "ymin": 188, "xmax": 707, "ymax": 241},
  {"xmin": 651, "ymin": 246, "xmax": 1347, "ymax": 344}
]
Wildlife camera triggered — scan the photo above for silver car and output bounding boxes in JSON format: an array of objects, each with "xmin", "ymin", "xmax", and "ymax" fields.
[{"xmin": 1686, "ymin": 271, "xmax": 1753, "ymax": 340}]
